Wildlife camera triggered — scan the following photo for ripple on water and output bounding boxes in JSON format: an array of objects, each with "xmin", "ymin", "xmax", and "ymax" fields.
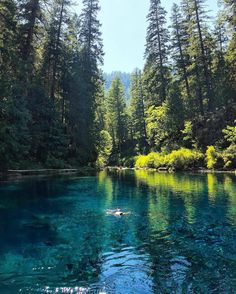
[
  {"xmin": 19, "ymin": 285, "xmax": 113, "ymax": 293},
  {"xmin": 0, "ymin": 172, "xmax": 236, "ymax": 293},
  {"xmin": 98, "ymin": 246, "xmax": 154, "ymax": 294}
]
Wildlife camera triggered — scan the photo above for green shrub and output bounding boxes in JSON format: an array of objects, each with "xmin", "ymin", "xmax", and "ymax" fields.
[
  {"xmin": 135, "ymin": 148, "xmax": 204, "ymax": 170},
  {"xmin": 135, "ymin": 155, "xmax": 148, "ymax": 168},
  {"xmin": 165, "ymin": 148, "xmax": 204, "ymax": 170},
  {"xmin": 146, "ymin": 152, "xmax": 163, "ymax": 168},
  {"xmin": 206, "ymin": 146, "xmax": 219, "ymax": 169}
]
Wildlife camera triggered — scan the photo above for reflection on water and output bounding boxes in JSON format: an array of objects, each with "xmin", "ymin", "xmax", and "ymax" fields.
[{"xmin": 0, "ymin": 171, "xmax": 235, "ymax": 293}]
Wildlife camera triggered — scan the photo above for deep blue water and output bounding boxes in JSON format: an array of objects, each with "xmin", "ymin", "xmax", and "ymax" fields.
[{"xmin": 0, "ymin": 171, "xmax": 235, "ymax": 293}]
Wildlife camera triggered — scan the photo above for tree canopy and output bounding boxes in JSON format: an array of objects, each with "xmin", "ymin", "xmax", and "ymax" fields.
[{"xmin": 0, "ymin": 0, "xmax": 235, "ymax": 171}]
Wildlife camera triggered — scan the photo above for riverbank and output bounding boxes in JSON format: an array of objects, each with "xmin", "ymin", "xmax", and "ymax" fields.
[
  {"xmin": 0, "ymin": 167, "xmax": 98, "ymax": 181},
  {"xmin": 1, "ymin": 166, "xmax": 235, "ymax": 182},
  {"xmin": 106, "ymin": 166, "xmax": 236, "ymax": 174}
]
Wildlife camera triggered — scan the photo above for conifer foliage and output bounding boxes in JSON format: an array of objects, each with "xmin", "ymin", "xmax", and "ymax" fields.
[
  {"xmin": 0, "ymin": 0, "xmax": 235, "ymax": 170},
  {"xmin": 0, "ymin": 0, "xmax": 104, "ymax": 170}
]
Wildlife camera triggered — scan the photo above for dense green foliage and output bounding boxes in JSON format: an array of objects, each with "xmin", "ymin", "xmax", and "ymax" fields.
[
  {"xmin": 135, "ymin": 149, "xmax": 204, "ymax": 170},
  {"xmin": 0, "ymin": 0, "xmax": 104, "ymax": 170},
  {"xmin": 102, "ymin": 0, "xmax": 236, "ymax": 170},
  {"xmin": 0, "ymin": 0, "xmax": 235, "ymax": 171}
]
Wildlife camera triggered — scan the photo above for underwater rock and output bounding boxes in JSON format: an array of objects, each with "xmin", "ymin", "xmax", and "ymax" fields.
[
  {"xmin": 44, "ymin": 241, "xmax": 53, "ymax": 247},
  {"xmin": 66, "ymin": 263, "xmax": 73, "ymax": 271}
]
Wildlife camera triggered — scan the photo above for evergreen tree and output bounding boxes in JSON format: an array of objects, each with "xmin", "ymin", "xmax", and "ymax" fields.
[
  {"xmin": 223, "ymin": 0, "xmax": 236, "ymax": 98},
  {"xmin": 193, "ymin": 0, "xmax": 214, "ymax": 111},
  {"xmin": 170, "ymin": 3, "xmax": 191, "ymax": 102},
  {"xmin": 0, "ymin": 0, "xmax": 32, "ymax": 170},
  {"xmin": 17, "ymin": 0, "xmax": 42, "ymax": 62},
  {"xmin": 130, "ymin": 69, "xmax": 148, "ymax": 153},
  {"xmin": 68, "ymin": 0, "xmax": 104, "ymax": 164},
  {"xmin": 146, "ymin": 82, "xmax": 184, "ymax": 151},
  {"xmin": 211, "ymin": 12, "xmax": 233, "ymax": 107},
  {"xmin": 182, "ymin": 0, "xmax": 214, "ymax": 113},
  {"xmin": 105, "ymin": 78, "xmax": 128, "ymax": 154},
  {"xmin": 25, "ymin": 0, "xmax": 71, "ymax": 167},
  {"xmin": 0, "ymin": 0, "xmax": 18, "ymax": 100},
  {"xmin": 41, "ymin": 0, "xmax": 72, "ymax": 103},
  {"xmin": 79, "ymin": 0, "xmax": 103, "ymax": 66},
  {"xmin": 144, "ymin": 0, "xmax": 169, "ymax": 106}
]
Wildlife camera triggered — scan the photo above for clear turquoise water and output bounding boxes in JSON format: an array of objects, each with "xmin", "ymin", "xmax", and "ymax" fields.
[{"xmin": 0, "ymin": 171, "xmax": 235, "ymax": 293}]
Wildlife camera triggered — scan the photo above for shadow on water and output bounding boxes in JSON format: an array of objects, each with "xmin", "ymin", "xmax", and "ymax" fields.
[{"xmin": 0, "ymin": 171, "xmax": 235, "ymax": 293}]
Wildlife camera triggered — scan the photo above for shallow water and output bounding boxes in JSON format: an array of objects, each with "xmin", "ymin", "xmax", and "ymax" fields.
[{"xmin": 0, "ymin": 171, "xmax": 235, "ymax": 293}]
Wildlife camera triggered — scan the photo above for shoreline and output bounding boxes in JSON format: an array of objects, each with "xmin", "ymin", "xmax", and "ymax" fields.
[
  {"xmin": 106, "ymin": 166, "xmax": 236, "ymax": 174},
  {"xmin": 0, "ymin": 167, "xmax": 98, "ymax": 181},
  {"xmin": 0, "ymin": 167, "xmax": 235, "ymax": 181}
]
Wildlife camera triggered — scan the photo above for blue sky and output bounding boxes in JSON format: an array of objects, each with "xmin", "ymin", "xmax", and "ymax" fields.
[{"xmin": 77, "ymin": 0, "xmax": 220, "ymax": 73}]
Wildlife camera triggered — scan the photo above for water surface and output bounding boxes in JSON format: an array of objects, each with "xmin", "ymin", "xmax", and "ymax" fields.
[{"xmin": 0, "ymin": 171, "xmax": 235, "ymax": 293}]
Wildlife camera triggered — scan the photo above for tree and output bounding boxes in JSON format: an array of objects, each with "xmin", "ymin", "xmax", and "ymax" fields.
[
  {"xmin": 130, "ymin": 69, "xmax": 148, "ymax": 153},
  {"xmin": 0, "ymin": 0, "xmax": 18, "ymax": 103},
  {"xmin": 179, "ymin": 0, "xmax": 204, "ymax": 116},
  {"xmin": 182, "ymin": 0, "xmax": 214, "ymax": 113},
  {"xmin": 79, "ymin": 0, "xmax": 103, "ymax": 66},
  {"xmin": 193, "ymin": 0, "xmax": 214, "ymax": 111},
  {"xmin": 170, "ymin": 3, "xmax": 191, "ymax": 102},
  {"xmin": 144, "ymin": 0, "xmax": 169, "ymax": 106},
  {"xmin": 105, "ymin": 78, "xmax": 128, "ymax": 154},
  {"xmin": 0, "ymin": 0, "xmax": 32, "ymax": 170},
  {"xmin": 67, "ymin": 0, "xmax": 104, "ymax": 164},
  {"xmin": 96, "ymin": 130, "xmax": 112, "ymax": 168},
  {"xmin": 17, "ymin": 0, "xmax": 41, "ymax": 62},
  {"xmin": 146, "ymin": 105, "xmax": 168, "ymax": 150},
  {"xmin": 223, "ymin": 120, "xmax": 236, "ymax": 168},
  {"xmin": 40, "ymin": 0, "xmax": 72, "ymax": 103},
  {"xmin": 211, "ymin": 12, "xmax": 233, "ymax": 107},
  {"xmin": 146, "ymin": 82, "xmax": 184, "ymax": 152},
  {"xmin": 223, "ymin": 0, "xmax": 236, "ymax": 98}
]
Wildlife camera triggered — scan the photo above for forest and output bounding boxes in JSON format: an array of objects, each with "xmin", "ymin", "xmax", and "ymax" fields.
[{"xmin": 0, "ymin": 0, "xmax": 235, "ymax": 172}]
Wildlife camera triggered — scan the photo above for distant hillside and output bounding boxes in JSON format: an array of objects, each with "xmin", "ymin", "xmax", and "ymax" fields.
[{"xmin": 104, "ymin": 71, "xmax": 131, "ymax": 101}]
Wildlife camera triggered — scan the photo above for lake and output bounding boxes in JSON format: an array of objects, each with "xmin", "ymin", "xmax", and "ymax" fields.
[{"xmin": 0, "ymin": 171, "xmax": 235, "ymax": 293}]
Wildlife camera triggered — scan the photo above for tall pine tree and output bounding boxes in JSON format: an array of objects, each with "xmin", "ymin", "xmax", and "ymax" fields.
[
  {"xmin": 68, "ymin": 0, "xmax": 104, "ymax": 164},
  {"xmin": 144, "ymin": 0, "xmax": 169, "ymax": 107},
  {"xmin": 105, "ymin": 78, "xmax": 128, "ymax": 154},
  {"xmin": 130, "ymin": 69, "xmax": 148, "ymax": 153}
]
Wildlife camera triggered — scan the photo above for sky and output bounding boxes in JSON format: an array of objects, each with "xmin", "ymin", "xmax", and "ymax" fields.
[{"xmin": 77, "ymin": 0, "xmax": 220, "ymax": 73}]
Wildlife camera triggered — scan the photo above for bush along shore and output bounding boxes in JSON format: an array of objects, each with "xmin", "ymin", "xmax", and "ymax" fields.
[
  {"xmin": 105, "ymin": 120, "xmax": 236, "ymax": 172},
  {"xmin": 133, "ymin": 146, "xmax": 236, "ymax": 172}
]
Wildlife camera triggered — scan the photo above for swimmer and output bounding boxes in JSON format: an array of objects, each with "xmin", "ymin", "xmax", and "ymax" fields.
[{"xmin": 106, "ymin": 209, "xmax": 130, "ymax": 217}]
